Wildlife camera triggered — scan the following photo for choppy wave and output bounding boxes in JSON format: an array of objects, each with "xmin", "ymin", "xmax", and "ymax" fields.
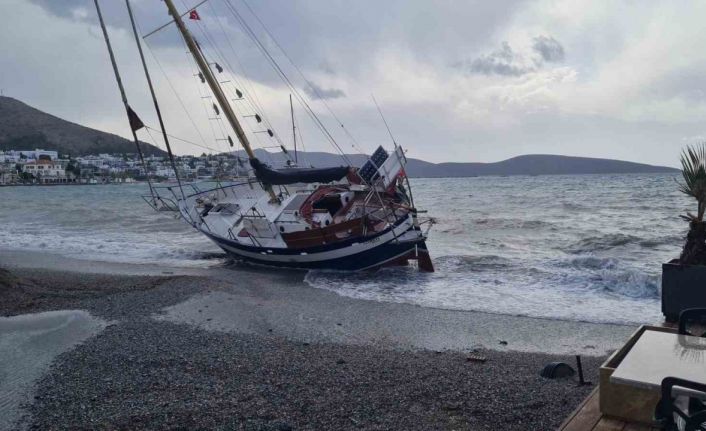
[
  {"xmin": 435, "ymin": 254, "xmax": 515, "ymax": 270},
  {"xmin": 566, "ymin": 232, "xmax": 682, "ymax": 254},
  {"xmin": 0, "ymin": 174, "xmax": 685, "ymax": 324},
  {"xmin": 0, "ymin": 186, "xmax": 222, "ymax": 268},
  {"xmin": 565, "ymin": 233, "xmax": 642, "ymax": 253},
  {"xmin": 638, "ymin": 235, "xmax": 683, "ymax": 248},
  {"xmin": 556, "ymin": 256, "xmax": 660, "ymax": 299},
  {"xmin": 473, "ymin": 217, "xmax": 556, "ymax": 230},
  {"xmin": 305, "ymin": 253, "xmax": 662, "ymax": 324}
]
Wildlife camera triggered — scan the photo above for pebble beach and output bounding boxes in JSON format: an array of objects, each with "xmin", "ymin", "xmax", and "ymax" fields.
[{"xmin": 0, "ymin": 250, "xmax": 635, "ymax": 430}]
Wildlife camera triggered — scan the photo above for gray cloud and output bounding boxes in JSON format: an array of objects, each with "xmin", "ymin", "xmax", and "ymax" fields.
[
  {"xmin": 467, "ymin": 41, "xmax": 534, "ymax": 76},
  {"xmin": 8, "ymin": 0, "xmax": 699, "ymax": 168},
  {"xmin": 319, "ymin": 62, "xmax": 336, "ymax": 75},
  {"xmin": 28, "ymin": 0, "xmax": 86, "ymax": 19},
  {"xmin": 464, "ymin": 35, "xmax": 564, "ymax": 76},
  {"xmin": 532, "ymin": 35, "xmax": 565, "ymax": 62},
  {"xmin": 303, "ymin": 82, "xmax": 346, "ymax": 100}
]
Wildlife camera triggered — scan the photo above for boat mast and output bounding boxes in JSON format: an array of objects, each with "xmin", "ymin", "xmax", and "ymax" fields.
[
  {"xmin": 125, "ymin": 0, "xmax": 185, "ymax": 201},
  {"xmin": 290, "ymin": 94, "xmax": 297, "ymax": 165},
  {"xmin": 162, "ymin": 0, "xmax": 278, "ymax": 203},
  {"xmin": 94, "ymin": 0, "xmax": 156, "ymax": 204}
]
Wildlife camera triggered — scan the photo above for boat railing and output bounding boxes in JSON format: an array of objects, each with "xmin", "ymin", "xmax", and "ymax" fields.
[
  {"xmin": 416, "ymin": 216, "xmax": 435, "ymax": 237},
  {"xmin": 141, "ymin": 194, "xmax": 180, "ymax": 212},
  {"xmin": 141, "ymin": 180, "xmax": 262, "ymax": 212}
]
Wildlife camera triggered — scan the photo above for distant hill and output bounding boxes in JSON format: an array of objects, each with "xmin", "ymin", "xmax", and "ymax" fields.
[
  {"xmin": 405, "ymin": 154, "xmax": 679, "ymax": 177},
  {"xmin": 0, "ymin": 96, "xmax": 678, "ymax": 176},
  {"xmin": 244, "ymin": 150, "xmax": 679, "ymax": 177},
  {"xmin": 0, "ymin": 96, "xmax": 166, "ymax": 157}
]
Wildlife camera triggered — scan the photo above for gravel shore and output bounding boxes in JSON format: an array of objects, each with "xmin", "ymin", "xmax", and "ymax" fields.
[{"xmin": 1, "ymin": 266, "xmax": 608, "ymax": 430}]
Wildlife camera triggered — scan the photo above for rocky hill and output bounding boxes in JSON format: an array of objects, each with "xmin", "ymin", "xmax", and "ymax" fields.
[
  {"xmin": 0, "ymin": 96, "xmax": 166, "ymax": 157},
  {"xmin": 246, "ymin": 150, "xmax": 678, "ymax": 177},
  {"xmin": 0, "ymin": 96, "xmax": 677, "ymax": 177}
]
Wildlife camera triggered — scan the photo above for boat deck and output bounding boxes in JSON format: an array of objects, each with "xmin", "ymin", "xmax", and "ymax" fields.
[{"xmin": 558, "ymin": 388, "xmax": 661, "ymax": 431}]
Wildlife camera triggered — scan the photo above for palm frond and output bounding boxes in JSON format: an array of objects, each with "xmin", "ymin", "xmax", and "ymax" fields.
[{"xmin": 678, "ymin": 143, "xmax": 706, "ymax": 222}]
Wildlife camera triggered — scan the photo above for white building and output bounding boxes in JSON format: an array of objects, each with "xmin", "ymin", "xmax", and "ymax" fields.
[
  {"xmin": 23, "ymin": 159, "xmax": 68, "ymax": 183},
  {"xmin": 75, "ymin": 155, "xmax": 106, "ymax": 168},
  {"xmin": 0, "ymin": 151, "xmax": 21, "ymax": 163},
  {"xmin": 0, "ymin": 167, "xmax": 18, "ymax": 185},
  {"xmin": 155, "ymin": 167, "xmax": 176, "ymax": 178}
]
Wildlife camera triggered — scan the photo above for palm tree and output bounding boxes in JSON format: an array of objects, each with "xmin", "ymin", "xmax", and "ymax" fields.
[{"xmin": 678, "ymin": 144, "xmax": 706, "ymax": 264}]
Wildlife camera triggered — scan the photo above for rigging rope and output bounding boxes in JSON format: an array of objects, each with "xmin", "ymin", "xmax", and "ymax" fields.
[
  {"xmin": 221, "ymin": 0, "xmax": 352, "ymax": 164},
  {"xmin": 371, "ymin": 93, "xmax": 397, "ymax": 147},
  {"xmin": 126, "ymin": 0, "xmax": 185, "ymax": 201},
  {"xmin": 239, "ymin": 0, "xmax": 368, "ymax": 156},
  {"xmin": 205, "ymin": 1, "xmax": 282, "ymax": 144},
  {"xmin": 178, "ymin": 0, "xmax": 280, "ymax": 165},
  {"xmin": 202, "ymin": 0, "xmax": 294, "ymax": 163},
  {"xmin": 141, "ymin": 34, "xmax": 211, "ymax": 150},
  {"xmin": 93, "ymin": 0, "xmax": 157, "ymax": 204}
]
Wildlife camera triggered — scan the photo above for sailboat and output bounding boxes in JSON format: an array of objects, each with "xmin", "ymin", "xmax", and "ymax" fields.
[{"xmin": 94, "ymin": 0, "xmax": 434, "ymax": 271}]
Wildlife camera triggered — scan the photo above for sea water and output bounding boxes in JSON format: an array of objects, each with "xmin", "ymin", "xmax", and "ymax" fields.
[{"xmin": 0, "ymin": 174, "xmax": 689, "ymax": 324}]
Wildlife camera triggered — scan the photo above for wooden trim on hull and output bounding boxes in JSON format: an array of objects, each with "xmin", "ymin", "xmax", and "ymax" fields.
[{"xmin": 281, "ymin": 217, "xmax": 366, "ymax": 248}]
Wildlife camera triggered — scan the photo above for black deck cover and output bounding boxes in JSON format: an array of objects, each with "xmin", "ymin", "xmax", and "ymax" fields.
[{"xmin": 250, "ymin": 158, "xmax": 350, "ymax": 185}]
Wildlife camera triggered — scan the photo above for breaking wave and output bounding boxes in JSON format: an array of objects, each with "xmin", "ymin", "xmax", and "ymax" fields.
[
  {"xmin": 566, "ymin": 233, "xmax": 642, "ymax": 253},
  {"xmin": 434, "ymin": 254, "xmax": 515, "ymax": 271},
  {"xmin": 473, "ymin": 217, "xmax": 556, "ymax": 230},
  {"xmin": 566, "ymin": 233, "xmax": 681, "ymax": 254},
  {"xmin": 557, "ymin": 256, "xmax": 660, "ymax": 299},
  {"xmin": 1, "ymin": 174, "xmax": 681, "ymax": 324}
]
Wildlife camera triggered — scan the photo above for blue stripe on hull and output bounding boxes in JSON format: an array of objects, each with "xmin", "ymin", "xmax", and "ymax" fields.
[{"xmin": 211, "ymin": 236, "xmax": 428, "ymax": 271}]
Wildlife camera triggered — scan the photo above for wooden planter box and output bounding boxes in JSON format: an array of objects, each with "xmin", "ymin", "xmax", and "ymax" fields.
[
  {"xmin": 599, "ymin": 325, "xmax": 676, "ymax": 424},
  {"xmin": 662, "ymin": 261, "xmax": 706, "ymax": 322}
]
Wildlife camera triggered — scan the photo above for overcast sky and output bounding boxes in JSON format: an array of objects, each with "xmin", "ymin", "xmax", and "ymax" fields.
[{"xmin": 2, "ymin": 0, "xmax": 706, "ymax": 166}]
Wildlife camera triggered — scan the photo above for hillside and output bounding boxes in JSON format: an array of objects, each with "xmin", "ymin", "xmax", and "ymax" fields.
[
  {"xmin": 0, "ymin": 96, "xmax": 166, "ymax": 157},
  {"xmin": 405, "ymin": 154, "xmax": 678, "ymax": 177},
  {"xmin": 243, "ymin": 150, "xmax": 678, "ymax": 177},
  {"xmin": 0, "ymin": 96, "xmax": 678, "ymax": 176}
]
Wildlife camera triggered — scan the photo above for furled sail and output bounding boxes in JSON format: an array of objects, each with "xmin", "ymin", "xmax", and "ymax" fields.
[{"xmin": 250, "ymin": 158, "xmax": 350, "ymax": 185}]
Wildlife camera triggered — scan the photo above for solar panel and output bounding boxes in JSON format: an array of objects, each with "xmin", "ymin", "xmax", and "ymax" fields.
[{"xmin": 358, "ymin": 146, "xmax": 388, "ymax": 183}]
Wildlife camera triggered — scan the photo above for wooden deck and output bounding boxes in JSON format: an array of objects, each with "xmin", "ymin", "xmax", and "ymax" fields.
[{"xmin": 558, "ymin": 388, "xmax": 661, "ymax": 431}]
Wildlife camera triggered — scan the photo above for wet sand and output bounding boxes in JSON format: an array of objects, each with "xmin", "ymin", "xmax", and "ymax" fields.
[
  {"xmin": 0, "ymin": 310, "xmax": 106, "ymax": 430},
  {"xmin": 0, "ymin": 250, "xmax": 637, "ymax": 430}
]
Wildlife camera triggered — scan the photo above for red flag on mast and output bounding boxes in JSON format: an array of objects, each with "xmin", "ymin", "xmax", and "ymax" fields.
[{"xmin": 189, "ymin": 10, "xmax": 201, "ymax": 20}]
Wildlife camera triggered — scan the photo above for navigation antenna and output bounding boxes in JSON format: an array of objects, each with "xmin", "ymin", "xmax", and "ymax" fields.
[
  {"xmin": 290, "ymin": 94, "xmax": 298, "ymax": 165},
  {"xmin": 93, "ymin": 0, "xmax": 157, "ymax": 206},
  {"xmin": 371, "ymin": 94, "xmax": 397, "ymax": 148}
]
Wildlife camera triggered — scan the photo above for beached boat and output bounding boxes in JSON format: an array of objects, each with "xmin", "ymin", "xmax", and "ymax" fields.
[{"xmin": 94, "ymin": 0, "xmax": 434, "ymax": 271}]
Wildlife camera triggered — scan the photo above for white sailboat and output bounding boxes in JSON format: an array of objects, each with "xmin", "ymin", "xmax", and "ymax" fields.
[{"xmin": 95, "ymin": 0, "xmax": 434, "ymax": 271}]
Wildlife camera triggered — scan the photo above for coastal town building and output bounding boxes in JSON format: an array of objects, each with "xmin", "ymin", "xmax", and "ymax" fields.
[
  {"xmin": 22, "ymin": 159, "xmax": 68, "ymax": 184},
  {"xmin": 0, "ymin": 148, "xmax": 253, "ymax": 185},
  {"xmin": 0, "ymin": 166, "xmax": 18, "ymax": 185}
]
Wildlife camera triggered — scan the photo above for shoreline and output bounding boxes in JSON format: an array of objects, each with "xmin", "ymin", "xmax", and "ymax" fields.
[
  {"xmin": 0, "ymin": 248, "xmax": 635, "ymax": 355},
  {"xmin": 0, "ymin": 248, "xmax": 643, "ymax": 327},
  {"xmin": 0, "ymin": 249, "xmax": 637, "ymax": 429}
]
